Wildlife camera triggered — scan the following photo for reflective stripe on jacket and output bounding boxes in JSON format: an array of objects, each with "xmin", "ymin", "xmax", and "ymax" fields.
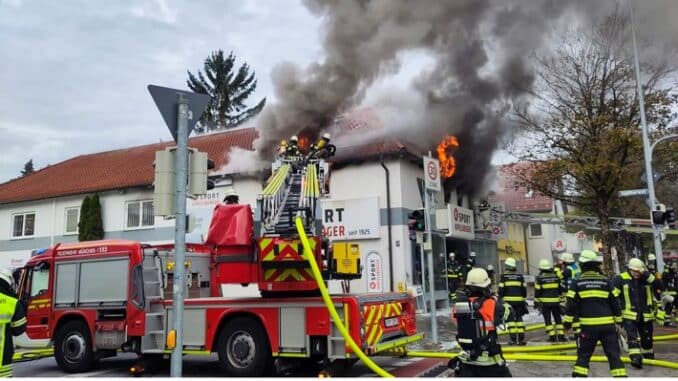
[
  {"xmin": 498, "ymin": 272, "xmax": 526, "ymax": 303},
  {"xmin": 564, "ymin": 271, "xmax": 622, "ymax": 328},
  {"xmin": 612, "ymin": 272, "xmax": 658, "ymax": 322}
]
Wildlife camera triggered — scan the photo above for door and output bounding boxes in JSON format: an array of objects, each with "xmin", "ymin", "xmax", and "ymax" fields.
[{"xmin": 21, "ymin": 262, "xmax": 52, "ymax": 339}]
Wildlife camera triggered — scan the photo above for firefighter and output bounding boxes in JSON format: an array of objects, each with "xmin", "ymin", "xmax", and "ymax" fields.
[
  {"xmin": 646, "ymin": 253, "xmax": 657, "ymax": 273},
  {"xmin": 535, "ymin": 259, "xmax": 566, "ymax": 342},
  {"xmin": 612, "ymin": 258, "xmax": 663, "ymax": 369},
  {"xmin": 0, "ymin": 267, "xmax": 27, "ymax": 377},
  {"xmin": 564, "ymin": 250, "xmax": 626, "ymax": 378},
  {"xmin": 450, "ymin": 268, "xmax": 512, "ymax": 377},
  {"xmin": 460, "ymin": 252, "xmax": 477, "ymax": 284},
  {"xmin": 223, "ymin": 190, "xmax": 239, "ymax": 204},
  {"xmin": 561, "ymin": 252, "xmax": 581, "ymax": 338},
  {"xmin": 446, "ymin": 252, "xmax": 461, "ymax": 303},
  {"xmin": 277, "ymin": 139, "xmax": 288, "ymax": 157},
  {"xmin": 661, "ymin": 262, "xmax": 678, "ymax": 326},
  {"xmin": 498, "ymin": 257, "xmax": 527, "ymax": 345},
  {"xmin": 286, "ymin": 135, "xmax": 301, "ymax": 157}
]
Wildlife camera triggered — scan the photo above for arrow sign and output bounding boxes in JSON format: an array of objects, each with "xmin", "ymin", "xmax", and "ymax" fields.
[
  {"xmin": 618, "ymin": 188, "xmax": 649, "ymax": 197},
  {"xmin": 148, "ymin": 85, "xmax": 211, "ymax": 142}
]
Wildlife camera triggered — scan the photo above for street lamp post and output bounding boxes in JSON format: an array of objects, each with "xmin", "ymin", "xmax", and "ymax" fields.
[{"xmin": 628, "ymin": 1, "xmax": 666, "ymax": 272}]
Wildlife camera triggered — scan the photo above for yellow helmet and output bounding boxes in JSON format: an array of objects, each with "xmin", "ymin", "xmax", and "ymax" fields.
[
  {"xmin": 578, "ymin": 250, "xmax": 600, "ymax": 263},
  {"xmin": 561, "ymin": 252, "xmax": 574, "ymax": 263},
  {"xmin": 505, "ymin": 257, "xmax": 517, "ymax": 269},
  {"xmin": 648, "ymin": 253, "xmax": 656, "ymax": 261},
  {"xmin": 539, "ymin": 259, "xmax": 552, "ymax": 270},
  {"xmin": 466, "ymin": 268, "xmax": 491, "ymax": 288},
  {"xmin": 628, "ymin": 258, "xmax": 645, "ymax": 272}
]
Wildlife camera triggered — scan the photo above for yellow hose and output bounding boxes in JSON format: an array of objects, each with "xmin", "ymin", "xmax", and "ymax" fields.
[
  {"xmin": 497, "ymin": 323, "xmax": 545, "ymax": 335},
  {"xmin": 503, "ymin": 353, "xmax": 678, "ymax": 370},
  {"xmin": 654, "ymin": 333, "xmax": 678, "ymax": 342},
  {"xmin": 502, "ymin": 343, "xmax": 576, "ymax": 353},
  {"xmin": 295, "ymin": 217, "xmax": 393, "ymax": 378}
]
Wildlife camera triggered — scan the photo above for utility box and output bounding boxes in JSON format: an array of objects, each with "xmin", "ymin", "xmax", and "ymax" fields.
[
  {"xmin": 330, "ymin": 242, "xmax": 361, "ymax": 279},
  {"xmin": 154, "ymin": 149, "xmax": 175, "ymax": 216}
]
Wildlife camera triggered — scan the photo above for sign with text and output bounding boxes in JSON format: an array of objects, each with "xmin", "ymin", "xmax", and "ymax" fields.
[
  {"xmin": 446, "ymin": 205, "xmax": 475, "ymax": 240},
  {"xmin": 366, "ymin": 251, "xmax": 383, "ymax": 293},
  {"xmin": 320, "ymin": 197, "xmax": 380, "ymax": 241},
  {"xmin": 423, "ymin": 156, "xmax": 441, "ymax": 192}
]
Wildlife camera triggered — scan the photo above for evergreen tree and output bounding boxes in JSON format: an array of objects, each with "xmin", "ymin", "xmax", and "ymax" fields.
[
  {"xmin": 78, "ymin": 195, "xmax": 92, "ymax": 241},
  {"xmin": 88, "ymin": 194, "xmax": 104, "ymax": 240},
  {"xmin": 21, "ymin": 159, "xmax": 34, "ymax": 176},
  {"xmin": 187, "ymin": 50, "xmax": 265, "ymax": 133}
]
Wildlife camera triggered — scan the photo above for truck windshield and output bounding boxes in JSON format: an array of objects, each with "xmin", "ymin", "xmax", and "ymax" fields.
[{"xmin": 30, "ymin": 264, "xmax": 50, "ymax": 298}]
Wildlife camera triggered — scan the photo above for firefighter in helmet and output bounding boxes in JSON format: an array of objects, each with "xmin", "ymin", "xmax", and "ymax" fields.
[
  {"xmin": 0, "ymin": 267, "xmax": 27, "ymax": 377},
  {"xmin": 612, "ymin": 258, "xmax": 663, "ymax": 369},
  {"xmin": 277, "ymin": 139, "xmax": 288, "ymax": 157},
  {"xmin": 564, "ymin": 250, "xmax": 626, "ymax": 377},
  {"xmin": 535, "ymin": 259, "xmax": 566, "ymax": 342},
  {"xmin": 498, "ymin": 257, "xmax": 527, "ymax": 345},
  {"xmin": 561, "ymin": 252, "xmax": 581, "ymax": 338},
  {"xmin": 450, "ymin": 268, "xmax": 512, "ymax": 377},
  {"xmin": 446, "ymin": 252, "xmax": 461, "ymax": 303},
  {"xmin": 286, "ymin": 135, "xmax": 301, "ymax": 157},
  {"xmin": 460, "ymin": 252, "xmax": 477, "ymax": 284},
  {"xmin": 223, "ymin": 189, "xmax": 239, "ymax": 205}
]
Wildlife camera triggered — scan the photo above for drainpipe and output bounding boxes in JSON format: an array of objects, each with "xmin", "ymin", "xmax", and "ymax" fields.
[{"xmin": 380, "ymin": 155, "xmax": 395, "ymax": 292}]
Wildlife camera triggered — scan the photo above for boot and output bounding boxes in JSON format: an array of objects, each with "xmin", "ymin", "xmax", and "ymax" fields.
[
  {"xmin": 548, "ymin": 336, "xmax": 557, "ymax": 343},
  {"xmin": 643, "ymin": 353, "xmax": 654, "ymax": 360},
  {"xmin": 557, "ymin": 334, "xmax": 568, "ymax": 342},
  {"xmin": 518, "ymin": 333, "xmax": 527, "ymax": 345},
  {"xmin": 630, "ymin": 354, "xmax": 643, "ymax": 369}
]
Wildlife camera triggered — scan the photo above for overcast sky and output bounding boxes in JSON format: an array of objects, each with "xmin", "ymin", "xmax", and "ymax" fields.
[{"xmin": 0, "ymin": 0, "xmax": 323, "ymax": 183}]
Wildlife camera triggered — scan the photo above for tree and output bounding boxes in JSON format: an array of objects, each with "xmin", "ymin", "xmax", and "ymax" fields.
[
  {"xmin": 78, "ymin": 194, "xmax": 104, "ymax": 241},
  {"xmin": 187, "ymin": 50, "xmax": 266, "ymax": 133},
  {"xmin": 21, "ymin": 159, "xmax": 34, "ymax": 176},
  {"xmin": 508, "ymin": 10, "xmax": 677, "ymax": 273},
  {"xmin": 78, "ymin": 195, "xmax": 91, "ymax": 241}
]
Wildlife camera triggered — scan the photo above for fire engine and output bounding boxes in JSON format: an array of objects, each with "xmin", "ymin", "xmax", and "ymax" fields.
[{"xmin": 16, "ymin": 136, "xmax": 422, "ymax": 376}]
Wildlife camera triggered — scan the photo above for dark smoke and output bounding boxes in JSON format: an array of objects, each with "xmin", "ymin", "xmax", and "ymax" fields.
[{"xmin": 251, "ymin": 0, "xmax": 674, "ymax": 196}]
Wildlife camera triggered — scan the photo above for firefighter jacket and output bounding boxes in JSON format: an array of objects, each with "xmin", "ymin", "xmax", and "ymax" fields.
[
  {"xmin": 564, "ymin": 271, "xmax": 622, "ymax": 328},
  {"xmin": 612, "ymin": 271, "xmax": 660, "ymax": 322},
  {"xmin": 662, "ymin": 268, "xmax": 677, "ymax": 297},
  {"xmin": 452, "ymin": 293, "xmax": 511, "ymax": 366},
  {"xmin": 561, "ymin": 262, "xmax": 581, "ymax": 291},
  {"xmin": 535, "ymin": 270, "xmax": 563, "ymax": 305},
  {"xmin": 498, "ymin": 272, "xmax": 526, "ymax": 304},
  {"xmin": 446, "ymin": 263, "xmax": 461, "ymax": 279},
  {"xmin": 0, "ymin": 285, "xmax": 27, "ymax": 368}
]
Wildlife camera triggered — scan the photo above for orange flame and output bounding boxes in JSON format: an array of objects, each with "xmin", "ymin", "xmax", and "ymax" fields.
[
  {"xmin": 297, "ymin": 136, "xmax": 311, "ymax": 152},
  {"xmin": 437, "ymin": 135, "xmax": 459, "ymax": 179}
]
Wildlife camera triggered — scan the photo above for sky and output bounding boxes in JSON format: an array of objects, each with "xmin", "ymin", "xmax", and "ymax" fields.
[{"xmin": 0, "ymin": 0, "xmax": 323, "ymax": 183}]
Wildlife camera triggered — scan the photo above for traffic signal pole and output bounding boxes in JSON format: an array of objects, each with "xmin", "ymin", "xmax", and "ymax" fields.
[{"xmin": 170, "ymin": 95, "xmax": 189, "ymax": 377}]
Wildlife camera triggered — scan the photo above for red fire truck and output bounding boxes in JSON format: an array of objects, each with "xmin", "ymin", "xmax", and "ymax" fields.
[{"xmin": 17, "ymin": 139, "xmax": 422, "ymax": 376}]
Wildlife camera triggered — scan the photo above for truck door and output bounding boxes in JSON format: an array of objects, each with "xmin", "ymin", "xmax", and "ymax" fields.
[{"xmin": 20, "ymin": 262, "xmax": 52, "ymax": 340}]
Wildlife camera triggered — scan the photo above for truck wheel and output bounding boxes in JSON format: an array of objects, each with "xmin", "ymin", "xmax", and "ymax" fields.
[
  {"xmin": 54, "ymin": 320, "xmax": 95, "ymax": 373},
  {"xmin": 217, "ymin": 317, "xmax": 273, "ymax": 377}
]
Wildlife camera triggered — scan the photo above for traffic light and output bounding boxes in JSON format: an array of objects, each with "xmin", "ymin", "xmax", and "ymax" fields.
[
  {"xmin": 188, "ymin": 149, "xmax": 215, "ymax": 196},
  {"xmin": 665, "ymin": 207, "xmax": 676, "ymax": 229},
  {"xmin": 153, "ymin": 149, "xmax": 175, "ymax": 217},
  {"xmin": 408, "ymin": 209, "xmax": 426, "ymax": 234},
  {"xmin": 651, "ymin": 204, "xmax": 667, "ymax": 225}
]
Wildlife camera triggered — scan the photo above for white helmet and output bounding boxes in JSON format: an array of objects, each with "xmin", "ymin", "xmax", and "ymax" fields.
[
  {"xmin": 648, "ymin": 253, "xmax": 656, "ymax": 261},
  {"xmin": 561, "ymin": 252, "xmax": 575, "ymax": 264},
  {"xmin": 505, "ymin": 257, "xmax": 517, "ymax": 269},
  {"xmin": 322, "ymin": 133, "xmax": 331, "ymax": 140},
  {"xmin": 449, "ymin": 252, "xmax": 455, "ymax": 260},
  {"xmin": 470, "ymin": 252, "xmax": 477, "ymax": 258},
  {"xmin": 0, "ymin": 267, "xmax": 15, "ymax": 290},
  {"xmin": 578, "ymin": 250, "xmax": 601, "ymax": 263},
  {"xmin": 539, "ymin": 259, "xmax": 552, "ymax": 270},
  {"xmin": 290, "ymin": 135, "xmax": 298, "ymax": 142},
  {"xmin": 628, "ymin": 258, "xmax": 645, "ymax": 272},
  {"xmin": 466, "ymin": 268, "xmax": 491, "ymax": 288},
  {"xmin": 486, "ymin": 264, "xmax": 494, "ymax": 271}
]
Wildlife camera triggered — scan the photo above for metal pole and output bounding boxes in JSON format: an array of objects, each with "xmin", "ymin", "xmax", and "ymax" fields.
[
  {"xmin": 419, "ymin": 243, "xmax": 427, "ymax": 313},
  {"xmin": 425, "ymin": 152, "xmax": 438, "ymax": 343},
  {"xmin": 170, "ymin": 95, "xmax": 189, "ymax": 377},
  {"xmin": 629, "ymin": 0, "xmax": 665, "ymax": 272}
]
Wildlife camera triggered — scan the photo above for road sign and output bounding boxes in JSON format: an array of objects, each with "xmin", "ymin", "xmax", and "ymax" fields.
[
  {"xmin": 423, "ymin": 156, "xmax": 441, "ymax": 192},
  {"xmin": 618, "ymin": 188, "xmax": 649, "ymax": 197},
  {"xmin": 148, "ymin": 85, "xmax": 211, "ymax": 142}
]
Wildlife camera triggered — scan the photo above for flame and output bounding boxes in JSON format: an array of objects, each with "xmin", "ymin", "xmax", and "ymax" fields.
[
  {"xmin": 297, "ymin": 136, "xmax": 311, "ymax": 152},
  {"xmin": 437, "ymin": 135, "xmax": 459, "ymax": 179}
]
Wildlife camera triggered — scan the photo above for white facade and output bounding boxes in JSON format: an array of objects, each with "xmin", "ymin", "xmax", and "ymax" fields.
[{"xmin": 524, "ymin": 222, "xmax": 596, "ymax": 275}]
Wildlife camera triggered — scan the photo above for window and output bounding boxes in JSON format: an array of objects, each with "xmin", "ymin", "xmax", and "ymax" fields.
[
  {"xmin": 30, "ymin": 263, "xmax": 50, "ymax": 298},
  {"xmin": 65, "ymin": 207, "xmax": 79, "ymax": 234},
  {"xmin": 529, "ymin": 223, "xmax": 543, "ymax": 237},
  {"xmin": 126, "ymin": 200, "xmax": 154, "ymax": 228},
  {"xmin": 12, "ymin": 212, "xmax": 35, "ymax": 238}
]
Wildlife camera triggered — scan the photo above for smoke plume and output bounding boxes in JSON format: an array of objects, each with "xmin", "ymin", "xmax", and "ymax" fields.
[{"xmin": 251, "ymin": 0, "xmax": 673, "ymax": 196}]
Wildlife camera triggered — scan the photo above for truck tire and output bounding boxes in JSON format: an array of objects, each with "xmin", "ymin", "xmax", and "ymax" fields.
[
  {"xmin": 54, "ymin": 320, "xmax": 95, "ymax": 373},
  {"xmin": 217, "ymin": 317, "xmax": 273, "ymax": 377}
]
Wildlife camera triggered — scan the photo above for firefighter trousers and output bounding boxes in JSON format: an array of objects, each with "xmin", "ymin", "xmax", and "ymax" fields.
[
  {"xmin": 457, "ymin": 362, "xmax": 512, "ymax": 377},
  {"xmin": 0, "ymin": 364, "xmax": 12, "ymax": 378},
  {"xmin": 507, "ymin": 302, "xmax": 526, "ymax": 343},
  {"xmin": 623, "ymin": 319, "xmax": 653, "ymax": 366},
  {"xmin": 542, "ymin": 304, "xmax": 564, "ymax": 340},
  {"xmin": 447, "ymin": 278, "xmax": 458, "ymax": 302},
  {"xmin": 572, "ymin": 326, "xmax": 626, "ymax": 377}
]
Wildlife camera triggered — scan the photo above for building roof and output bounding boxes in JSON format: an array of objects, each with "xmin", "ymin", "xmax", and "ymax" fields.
[
  {"xmin": 0, "ymin": 128, "xmax": 257, "ymax": 204},
  {"xmin": 489, "ymin": 162, "xmax": 553, "ymax": 213}
]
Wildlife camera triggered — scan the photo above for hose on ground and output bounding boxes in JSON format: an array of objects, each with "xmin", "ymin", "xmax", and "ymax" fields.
[{"xmin": 295, "ymin": 217, "xmax": 393, "ymax": 378}]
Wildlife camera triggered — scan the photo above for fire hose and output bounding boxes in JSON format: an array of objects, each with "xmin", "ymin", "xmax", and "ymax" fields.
[{"xmin": 296, "ymin": 217, "xmax": 393, "ymax": 378}]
